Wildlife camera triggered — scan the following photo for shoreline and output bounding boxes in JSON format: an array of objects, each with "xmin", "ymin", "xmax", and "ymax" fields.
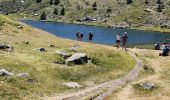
[{"xmin": 19, "ymin": 18, "xmax": 170, "ymax": 34}]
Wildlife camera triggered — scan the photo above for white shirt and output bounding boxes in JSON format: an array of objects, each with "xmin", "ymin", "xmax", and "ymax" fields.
[{"xmin": 116, "ymin": 35, "xmax": 121, "ymax": 40}]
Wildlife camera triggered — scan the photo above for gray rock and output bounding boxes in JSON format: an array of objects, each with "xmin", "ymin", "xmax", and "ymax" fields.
[
  {"xmin": 56, "ymin": 50, "xmax": 71, "ymax": 59},
  {"xmin": 68, "ymin": 45, "xmax": 80, "ymax": 52},
  {"xmin": 17, "ymin": 25, "xmax": 23, "ymax": 29},
  {"xmin": 139, "ymin": 82, "xmax": 156, "ymax": 90},
  {"xmin": 144, "ymin": 8, "xmax": 152, "ymax": 12},
  {"xmin": 65, "ymin": 53, "xmax": 88, "ymax": 65},
  {"xmin": 161, "ymin": 23, "xmax": 170, "ymax": 29},
  {"xmin": 0, "ymin": 69, "xmax": 14, "ymax": 76},
  {"xmin": 63, "ymin": 82, "xmax": 82, "ymax": 88},
  {"xmin": 17, "ymin": 73, "xmax": 29, "ymax": 77}
]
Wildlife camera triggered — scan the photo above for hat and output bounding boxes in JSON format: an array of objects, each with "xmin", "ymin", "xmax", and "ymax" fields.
[{"xmin": 124, "ymin": 32, "xmax": 127, "ymax": 34}]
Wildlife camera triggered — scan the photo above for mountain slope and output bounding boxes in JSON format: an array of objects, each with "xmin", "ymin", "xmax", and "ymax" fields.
[{"xmin": 0, "ymin": 0, "xmax": 170, "ymax": 30}]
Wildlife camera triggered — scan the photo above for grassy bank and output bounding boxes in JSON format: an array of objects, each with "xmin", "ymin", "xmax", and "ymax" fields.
[
  {"xmin": 0, "ymin": 15, "xmax": 135, "ymax": 99},
  {"xmin": 106, "ymin": 49, "xmax": 170, "ymax": 100}
]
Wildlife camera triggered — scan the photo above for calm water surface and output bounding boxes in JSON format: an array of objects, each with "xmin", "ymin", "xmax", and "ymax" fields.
[{"xmin": 22, "ymin": 20, "xmax": 170, "ymax": 45}]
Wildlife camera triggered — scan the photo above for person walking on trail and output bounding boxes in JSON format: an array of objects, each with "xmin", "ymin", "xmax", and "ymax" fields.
[
  {"xmin": 122, "ymin": 32, "xmax": 128, "ymax": 51},
  {"xmin": 116, "ymin": 33, "xmax": 121, "ymax": 49},
  {"xmin": 80, "ymin": 33, "xmax": 84, "ymax": 41},
  {"xmin": 89, "ymin": 32, "xmax": 94, "ymax": 43},
  {"xmin": 76, "ymin": 32, "xmax": 80, "ymax": 41}
]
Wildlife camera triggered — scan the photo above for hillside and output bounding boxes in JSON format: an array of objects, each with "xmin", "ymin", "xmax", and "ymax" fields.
[
  {"xmin": 0, "ymin": 0, "xmax": 170, "ymax": 31},
  {"xmin": 0, "ymin": 15, "xmax": 136, "ymax": 99}
]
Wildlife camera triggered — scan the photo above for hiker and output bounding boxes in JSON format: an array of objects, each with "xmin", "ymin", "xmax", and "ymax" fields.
[
  {"xmin": 89, "ymin": 32, "xmax": 94, "ymax": 42},
  {"xmin": 115, "ymin": 33, "xmax": 121, "ymax": 49},
  {"xmin": 154, "ymin": 42, "xmax": 161, "ymax": 50},
  {"xmin": 80, "ymin": 33, "xmax": 84, "ymax": 41},
  {"xmin": 122, "ymin": 32, "xmax": 128, "ymax": 51},
  {"xmin": 161, "ymin": 45, "xmax": 169, "ymax": 56},
  {"xmin": 76, "ymin": 32, "xmax": 80, "ymax": 41}
]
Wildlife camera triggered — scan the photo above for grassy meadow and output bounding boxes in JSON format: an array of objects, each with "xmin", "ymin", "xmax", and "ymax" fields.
[{"xmin": 0, "ymin": 15, "xmax": 135, "ymax": 99}]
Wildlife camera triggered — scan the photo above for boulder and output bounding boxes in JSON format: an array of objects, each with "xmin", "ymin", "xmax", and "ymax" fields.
[
  {"xmin": 139, "ymin": 82, "xmax": 156, "ymax": 90},
  {"xmin": 56, "ymin": 50, "xmax": 71, "ymax": 59},
  {"xmin": 65, "ymin": 53, "xmax": 88, "ymax": 65},
  {"xmin": 63, "ymin": 82, "xmax": 82, "ymax": 88},
  {"xmin": 0, "ymin": 69, "xmax": 14, "ymax": 76},
  {"xmin": 161, "ymin": 23, "xmax": 170, "ymax": 29}
]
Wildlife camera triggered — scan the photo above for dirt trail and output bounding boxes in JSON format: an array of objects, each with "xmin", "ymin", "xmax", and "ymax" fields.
[{"xmin": 44, "ymin": 50, "xmax": 144, "ymax": 100}]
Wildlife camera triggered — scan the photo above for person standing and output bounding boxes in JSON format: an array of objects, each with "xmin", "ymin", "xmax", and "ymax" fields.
[
  {"xmin": 122, "ymin": 32, "xmax": 128, "ymax": 51},
  {"xmin": 76, "ymin": 32, "xmax": 80, "ymax": 41},
  {"xmin": 80, "ymin": 33, "xmax": 84, "ymax": 41},
  {"xmin": 116, "ymin": 33, "xmax": 121, "ymax": 49},
  {"xmin": 89, "ymin": 32, "xmax": 94, "ymax": 43}
]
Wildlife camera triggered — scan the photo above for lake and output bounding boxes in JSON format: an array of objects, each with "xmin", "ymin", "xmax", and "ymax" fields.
[{"xmin": 22, "ymin": 20, "xmax": 170, "ymax": 46}]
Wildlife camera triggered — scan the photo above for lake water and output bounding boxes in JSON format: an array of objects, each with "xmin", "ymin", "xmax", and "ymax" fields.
[{"xmin": 22, "ymin": 20, "xmax": 170, "ymax": 46}]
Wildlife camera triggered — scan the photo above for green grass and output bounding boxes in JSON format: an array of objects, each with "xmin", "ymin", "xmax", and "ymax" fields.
[{"xmin": 0, "ymin": 15, "xmax": 136, "ymax": 99}]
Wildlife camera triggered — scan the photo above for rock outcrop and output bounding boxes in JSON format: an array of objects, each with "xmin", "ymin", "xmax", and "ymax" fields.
[{"xmin": 65, "ymin": 53, "xmax": 88, "ymax": 65}]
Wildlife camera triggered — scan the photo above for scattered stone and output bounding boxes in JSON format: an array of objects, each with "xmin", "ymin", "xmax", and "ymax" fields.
[
  {"xmin": 37, "ymin": 48, "xmax": 46, "ymax": 52},
  {"xmin": 50, "ymin": 44, "xmax": 55, "ymax": 47},
  {"xmin": 23, "ymin": 41, "xmax": 30, "ymax": 45},
  {"xmin": 160, "ymin": 23, "xmax": 170, "ymax": 29},
  {"xmin": 0, "ymin": 69, "xmax": 14, "ymax": 76},
  {"xmin": 144, "ymin": 8, "xmax": 152, "ymax": 12},
  {"xmin": 17, "ymin": 73, "xmax": 29, "ymax": 77},
  {"xmin": 56, "ymin": 50, "xmax": 71, "ymax": 59},
  {"xmin": 65, "ymin": 53, "xmax": 88, "ymax": 65},
  {"xmin": 112, "ymin": 22, "xmax": 130, "ymax": 29},
  {"xmin": 33, "ymin": 13, "xmax": 39, "ymax": 16},
  {"xmin": 78, "ymin": 16, "xmax": 96, "ymax": 22},
  {"xmin": 139, "ymin": 82, "xmax": 156, "ymax": 90},
  {"xmin": 87, "ymin": 60, "xmax": 92, "ymax": 64},
  {"xmin": 17, "ymin": 25, "xmax": 23, "ymax": 29},
  {"xmin": 68, "ymin": 45, "xmax": 80, "ymax": 52},
  {"xmin": 26, "ymin": 78, "xmax": 36, "ymax": 83},
  {"xmin": 0, "ymin": 44, "xmax": 14, "ymax": 52},
  {"xmin": 63, "ymin": 82, "xmax": 83, "ymax": 88}
]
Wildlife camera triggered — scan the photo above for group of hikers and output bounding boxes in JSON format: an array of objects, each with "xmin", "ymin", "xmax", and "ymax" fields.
[
  {"xmin": 115, "ymin": 32, "xmax": 128, "ymax": 51},
  {"xmin": 76, "ymin": 31, "xmax": 94, "ymax": 42},
  {"xmin": 154, "ymin": 42, "xmax": 170, "ymax": 56},
  {"xmin": 75, "ymin": 31, "xmax": 169, "ymax": 55}
]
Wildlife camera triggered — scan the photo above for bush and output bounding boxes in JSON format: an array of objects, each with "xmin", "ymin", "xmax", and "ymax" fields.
[
  {"xmin": 36, "ymin": 0, "xmax": 42, "ymax": 3},
  {"xmin": 127, "ymin": 0, "xmax": 133, "ymax": 4},
  {"xmin": 40, "ymin": 12, "xmax": 46, "ymax": 20},
  {"xmin": 60, "ymin": 8, "xmax": 65, "ymax": 16},
  {"xmin": 54, "ymin": 0, "xmax": 60, "ymax": 5},
  {"xmin": 92, "ymin": 2, "xmax": 97, "ymax": 11},
  {"xmin": 54, "ymin": 8, "xmax": 58, "ymax": 15}
]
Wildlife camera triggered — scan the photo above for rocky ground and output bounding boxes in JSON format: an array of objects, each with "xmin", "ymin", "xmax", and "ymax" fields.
[{"xmin": 0, "ymin": 0, "xmax": 170, "ymax": 32}]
